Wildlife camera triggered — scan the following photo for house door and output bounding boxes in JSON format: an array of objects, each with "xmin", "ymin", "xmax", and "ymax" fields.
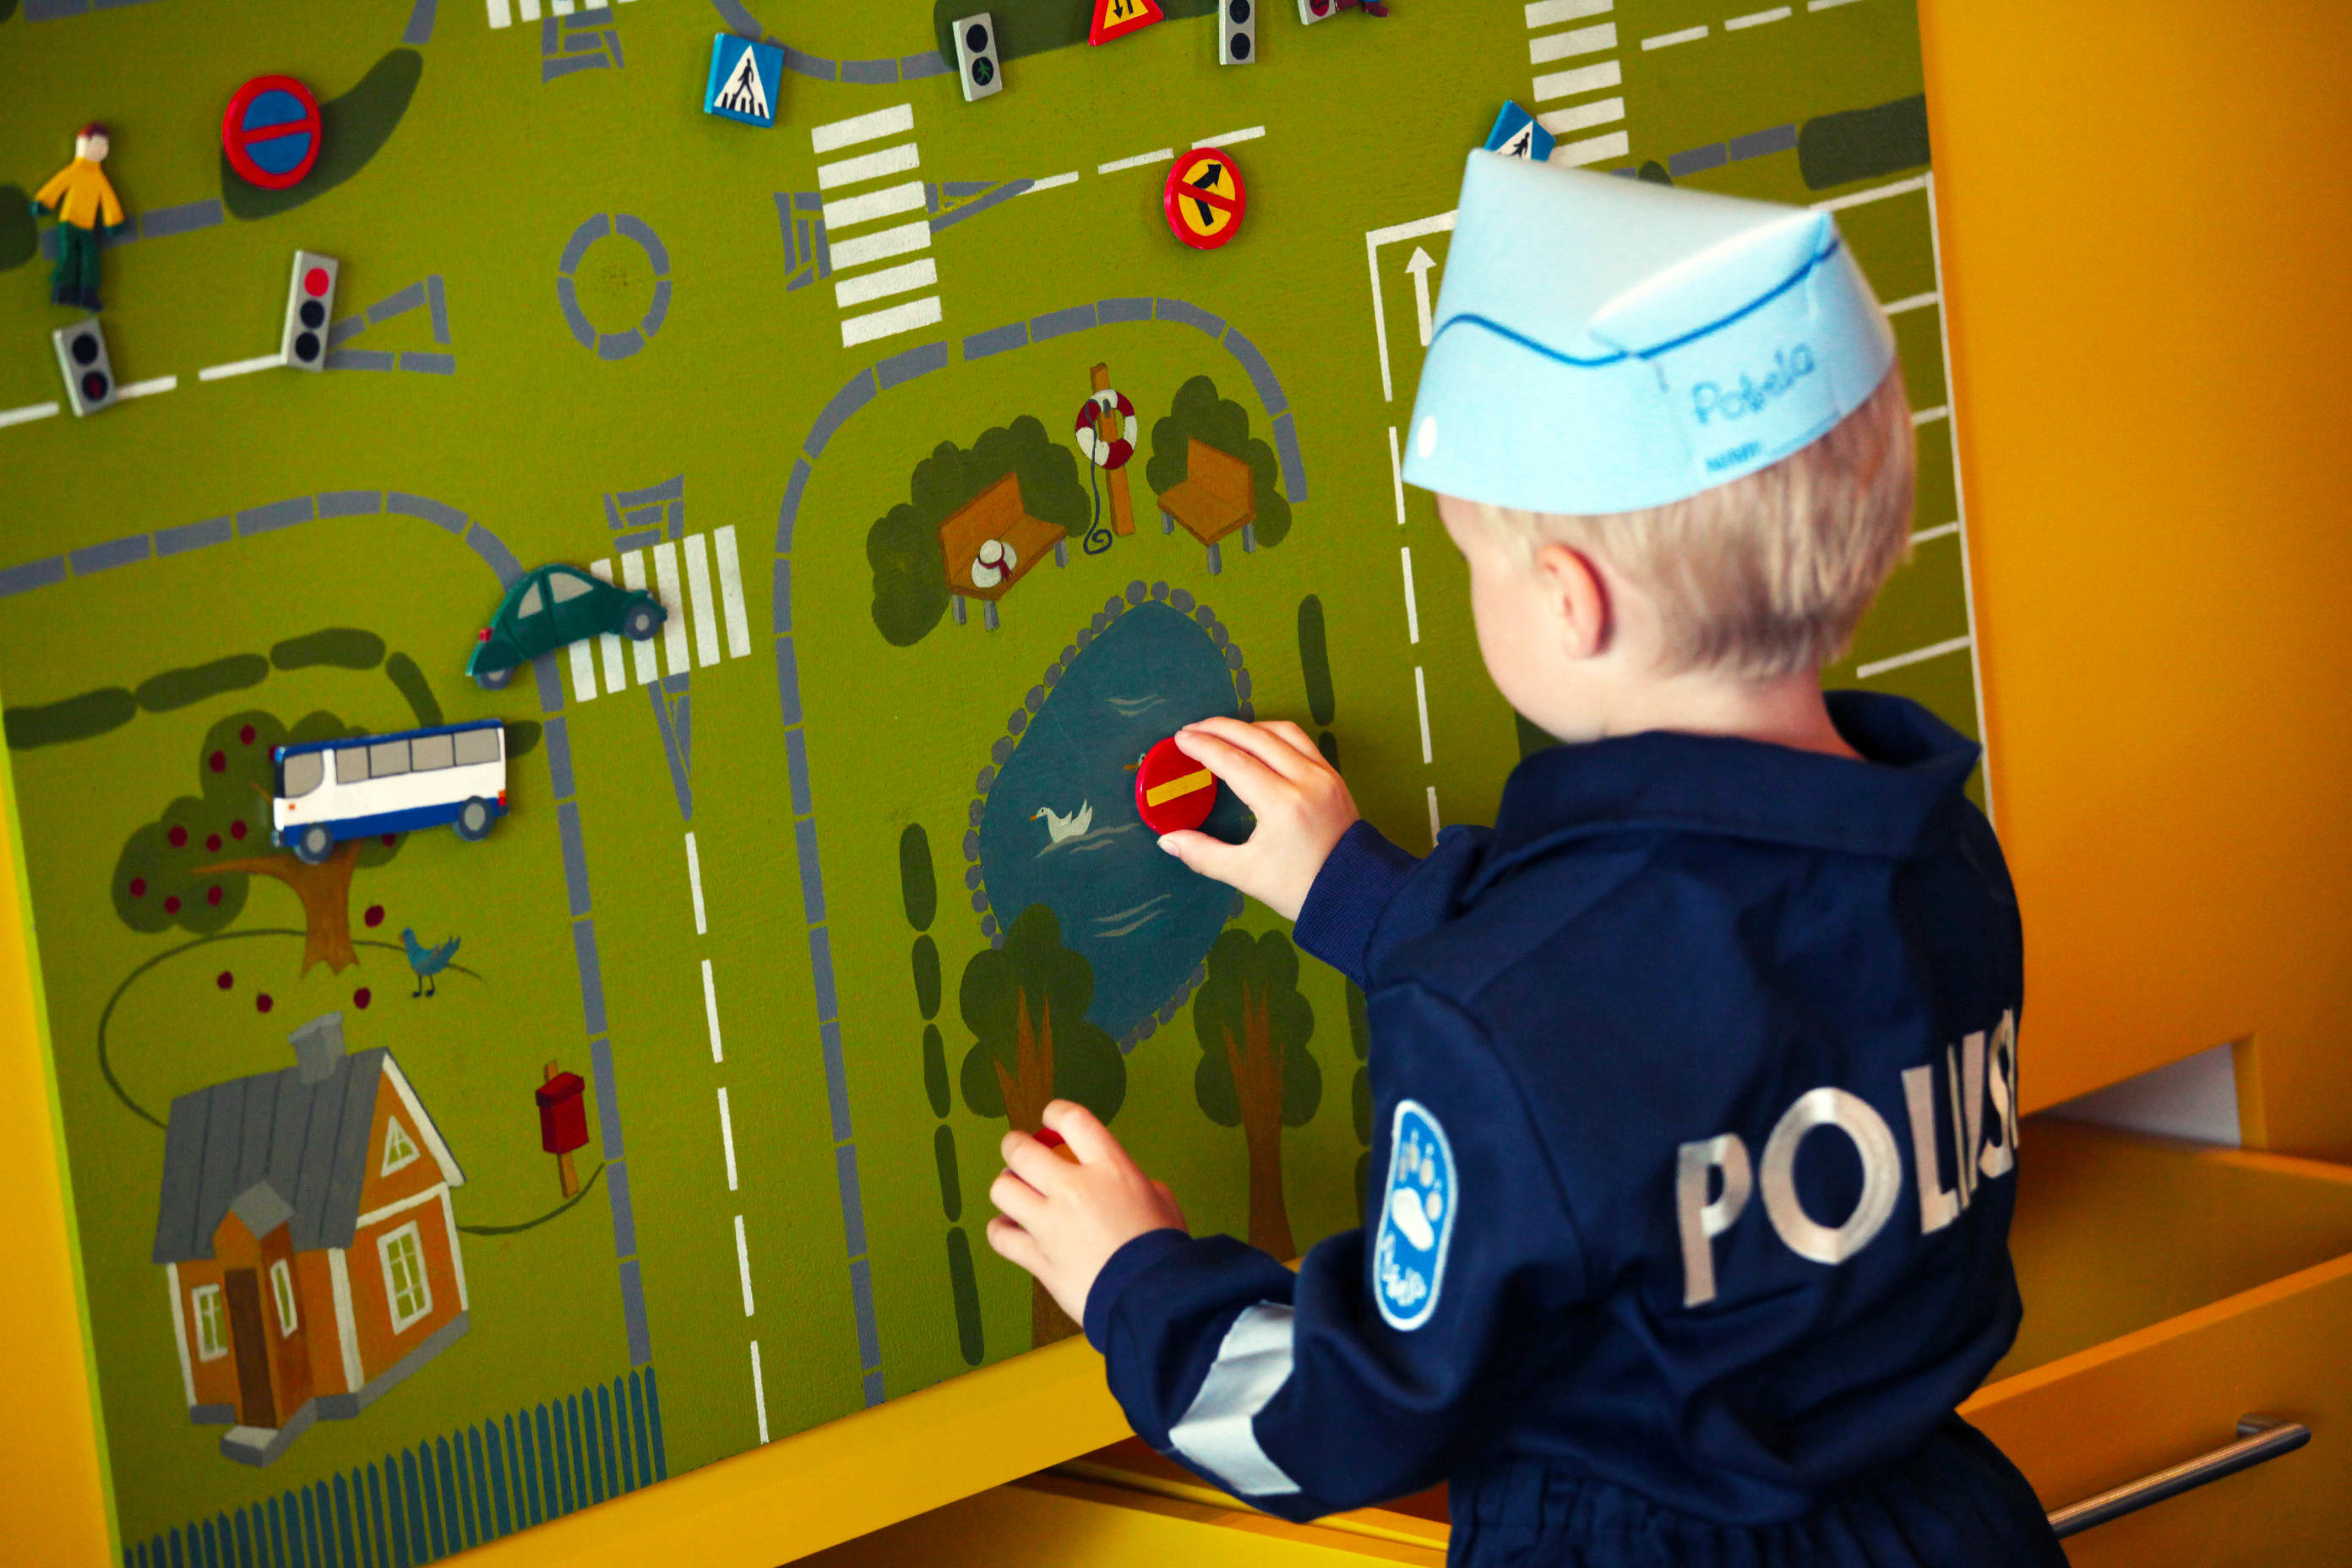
[{"xmin": 223, "ymin": 1268, "xmax": 278, "ymax": 1429}]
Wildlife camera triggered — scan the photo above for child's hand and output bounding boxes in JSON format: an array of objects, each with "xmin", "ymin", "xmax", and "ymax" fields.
[
  {"xmin": 1155, "ymin": 718, "xmax": 1359, "ymax": 921},
  {"xmin": 987, "ymin": 1100, "xmax": 1188, "ymax": 1331}
]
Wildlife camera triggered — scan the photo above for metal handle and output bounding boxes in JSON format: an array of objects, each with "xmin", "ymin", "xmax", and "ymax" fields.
[{"xmin": 2047, "ymin": 1414, "xmax": 2311, "ymax": 1538}]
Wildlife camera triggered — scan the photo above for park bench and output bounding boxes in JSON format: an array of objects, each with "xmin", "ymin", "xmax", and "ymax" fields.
[
  {"xmin": 939, "ymin": 471, "xmax": 1069, "ymax": 629},
  {"xmin": 1158, "ymin": 438, "xmax": 1256, "ymax": 574}
]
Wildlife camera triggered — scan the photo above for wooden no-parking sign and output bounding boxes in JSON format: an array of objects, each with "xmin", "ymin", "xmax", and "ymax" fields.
[{"xmin": 1163, "ymin": 148, "xmax": 1248, "ymax": 250}]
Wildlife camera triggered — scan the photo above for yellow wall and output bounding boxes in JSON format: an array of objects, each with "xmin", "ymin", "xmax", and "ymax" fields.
[
  {"xmin": 8, "ymin": 3, "xmax": 2352, "ymax": 1563},
  {"xmin": 1919, "ymin": 0, "xmax": 2352, "ymax": 1150}
]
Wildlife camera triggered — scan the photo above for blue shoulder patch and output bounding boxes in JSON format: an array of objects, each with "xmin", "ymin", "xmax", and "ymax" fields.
[{"xmin": 1374, "ymin": 1100, "xmax": 1456, "ymax": 1331}]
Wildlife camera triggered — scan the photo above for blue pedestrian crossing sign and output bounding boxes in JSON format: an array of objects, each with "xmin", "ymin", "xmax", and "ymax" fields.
[
  {"xmin": 705, "ymin": 35, "xmax": 783, "ymax": 128},
  {"xmin": 1484, "ymin": 101, "xmax": 1554, "ymax": 163}
]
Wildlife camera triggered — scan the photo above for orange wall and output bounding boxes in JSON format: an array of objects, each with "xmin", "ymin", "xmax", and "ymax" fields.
[
  {"xmin": 1922, "ymin": 0, "xmax": 2352, "ymax": 1152},
  {"xmin": 6, "ymin": 6, "xmax": 2352, "ymax": 1565}
]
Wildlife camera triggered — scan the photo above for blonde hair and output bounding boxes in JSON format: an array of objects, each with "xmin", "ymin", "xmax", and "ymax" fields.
[{"xmin": 1473, "ymin": 365, "xmax": 1915, "ymax": 678}]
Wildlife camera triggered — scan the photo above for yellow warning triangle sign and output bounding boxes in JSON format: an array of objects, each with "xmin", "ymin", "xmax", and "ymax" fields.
[{"xmin": 1090, "ymin": 0, "xmax": 1165, "ymax": 46}]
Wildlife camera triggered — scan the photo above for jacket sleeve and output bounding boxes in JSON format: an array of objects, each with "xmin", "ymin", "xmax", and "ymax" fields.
[
  {"xmin": 1293, "ymin": 821, "xmax": 1490, "ymax": 990},
  {"xmin": 1086, "ymin": 985, "xmax": 1586, "ymax": 1521},
  {"xmin": 98, "ymin": 174, "xmax": 123, "ymax": 229}
]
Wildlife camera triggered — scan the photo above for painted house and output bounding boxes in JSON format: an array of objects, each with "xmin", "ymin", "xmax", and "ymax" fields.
[{"xmin": 151, "ymin": 1012, "xmax": 470, "ymax": 1467}]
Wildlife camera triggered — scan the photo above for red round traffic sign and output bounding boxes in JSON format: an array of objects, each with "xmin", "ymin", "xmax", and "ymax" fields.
[
  {"xmin": 222, "ymin": 76, "xmax": 322, "ymax": 191},
  {"xmin": 1163, "ymin": 148, "xmax": 1247, "ymax": 251},
  {"xmin": 1135, "ymin": 736, "xmax": 1218, "ymax": 834}
]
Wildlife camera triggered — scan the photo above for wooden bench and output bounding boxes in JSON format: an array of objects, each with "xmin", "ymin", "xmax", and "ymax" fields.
[
  {"xmin": 938, "ymin": 471, "xmax": 1069, "ymax": 629},
  {"xmin": 1157, "ymin": 438, "xmax": 1256, "ymax": 574}
]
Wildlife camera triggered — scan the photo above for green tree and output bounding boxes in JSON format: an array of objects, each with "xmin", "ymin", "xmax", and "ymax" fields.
[
  {"xmin": 1143, "ymin": 375, "xmax": 1293, "ymax": 547},
  {"xmin": 112, "ymin": 709, "xmax": 401, "ymax": 974},
  {"xmin": 960, "ymin": 903, "xmax": 1126, "ymax": 1344},
  {"xmin": 867, "ymin": 415, "xmax": 1090, "ymax": 646},
  {"xmin": 1193, "ymin": 928, "xmax": 1319, "ymax": 1259}
]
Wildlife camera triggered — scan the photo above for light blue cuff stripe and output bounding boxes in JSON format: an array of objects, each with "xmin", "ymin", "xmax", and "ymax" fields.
[{"xmin": 1168, "ymin": 1303, "xmax": 1301, "ymax": 1497}]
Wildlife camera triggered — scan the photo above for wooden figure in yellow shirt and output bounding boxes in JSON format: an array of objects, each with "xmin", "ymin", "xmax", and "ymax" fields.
[{"xmin": 31, "ymin": 124, "xmax": 129, "ymax": 312}]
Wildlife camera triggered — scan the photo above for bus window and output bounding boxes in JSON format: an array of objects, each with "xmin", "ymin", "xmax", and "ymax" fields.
[
  {"xmin": 335, "ymin": 746, "xmax": 369, "ymax": 786},
  {"xmin": 516, "ymin": 582, "xmax": 545, "ymax": 616},
  {"xmin": 370, "ymin": 740, "xmax": 411, "ymax": 778},
  {"xmin": 282, "ymin": 752, "xmax": 324, "ymax": 798},
  {"xmin": 411, "ymin": 733, "xmax": 455, "ymax": 771},
  {"xmin": 550, "ymin": 571, "xmax": 595, "ymax": 603},
  {"xmin": 454, "ymin": 727, "xmax": 502, "ymax": 766}
]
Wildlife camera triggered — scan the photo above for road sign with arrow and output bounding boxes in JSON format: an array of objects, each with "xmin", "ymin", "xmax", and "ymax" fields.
[
  {"xmin": 1163, "ymin": 147, "xmax": 1248, "ymax": 250},
  {"xmin": 1091, "ymin": 0, "xmax": 1165, "ymax": 45}
]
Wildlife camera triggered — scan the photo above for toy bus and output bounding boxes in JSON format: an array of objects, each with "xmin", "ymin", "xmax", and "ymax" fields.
[{"xmin": 271, "ymin": 720, "xmax": 509, "ymax": 863}]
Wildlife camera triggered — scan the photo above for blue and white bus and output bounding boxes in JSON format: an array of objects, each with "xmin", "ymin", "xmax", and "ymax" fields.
[{"xmin": 272, "ymin": 720, "xmax": 509, "ymax": 863}]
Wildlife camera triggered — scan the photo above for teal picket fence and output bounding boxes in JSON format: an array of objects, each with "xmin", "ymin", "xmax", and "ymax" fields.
[{"xmin": 127, "ymin": 1366, "xmax": 666, "ymax": 1568}]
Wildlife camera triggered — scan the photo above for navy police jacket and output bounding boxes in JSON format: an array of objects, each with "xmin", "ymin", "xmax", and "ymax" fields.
[{"xmin": 1086, "ymin": 694, "xmax": 2064, "ymax": 1565}]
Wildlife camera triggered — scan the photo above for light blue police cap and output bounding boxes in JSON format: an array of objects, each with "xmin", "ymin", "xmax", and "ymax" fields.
[{"xmin": 1402, "ymin": 152, "xmax": 1897, "ymax": 515}]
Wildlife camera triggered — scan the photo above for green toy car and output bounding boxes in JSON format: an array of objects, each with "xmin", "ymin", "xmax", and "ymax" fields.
[{"xmin": 467, "ymin": 564, "xmax": 667, "ymax": 690}]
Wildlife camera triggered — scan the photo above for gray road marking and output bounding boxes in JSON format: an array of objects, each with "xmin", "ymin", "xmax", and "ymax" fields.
[
  {"xmin": 618, "ymin": 1259, "xmax": 651, "ymax": 1366},
  {"xmin": 1670, "ymin": 143, "xmax": 1729, "ymax": 177},
  {"xmin": 389, "ymin": 493, "xmax": 465, "ymax": 533},
  {"xmin": 1730, "ymin": 123, "xmax": 1799, "ymax": 161},
  {"xmin": 805, "ymin": 369, "xmax": 877, "ymax": 458},
  {"xmin": 155, "ymin": 517, "xmax": 232, "ymax": 556},
  {"xmin": 573, "ymin": 918, "xmax": 609, "ymax": 1036},
  {"xmin": 843, "ymin": 58, "xmax": 897, "ymax": 84},
  {"xmin": 772, "ymin": 557, "xmax": 792, "ymax": 636},
  {"xmin": 1222, "ymin": 328, "xmax": 1288, "ymax": 415},
  {"xmin": 928, "ymin": 179, "xmax": 1032, "ymax": 233},
  {"xmin": 560, "ymin": 215, "xmax": 611, "ymax": 274},
  {"xmin": 615, "ymin": 215, "xmax": 670, "ymax": 276},
  {"xmin": 138, "ymin": 199, "xmax": 223, "ymax": 239},
  {"xmin": 819, "ymin": 1020, "xmax": 851, "ymax": 1141},
  {"xmin": 326, "ymin": 350, "xmax": 396, "ymax": 372},
  {"xmin": 558, "ymin": 802, "xmax": 593, "ymax": 917},
  {"xmin": 0, "ymin": 558, "xmax": 68, "ymax": 597},
  {"xmin": 544, "ymin": 714, "xmax": 577, "ymax": 800},
  {"xmin": 427, "ymin": 275, "xmax": 450, "ymax": 344},
  {"xmin": 794, "ymin": 818, "xmax": 827, "ymax": 924},
  {"xmin": 1155, "ymin": 297, "xmax": 1225, "ymax": 337},
  {"xmin": 317, "ymin": 491, "xmax": 384, "ymax": 518},
  {"xmin": 643, "ymin": 280, "xmax": 672, "ymax": 339},
  {"xmin": 371, "ymin": 282, "xmax": 430, "ymax": 323},
  {"xmin": 328, "ymin": 318, "xmax": 369, "ymax": 347},
  {"xmin": 605, "ymin": 1159, "xmax": 639, "ymax": 1257},
  {"xmin": 1097, "ymin": 297, "xmax": 1152, "ymax": 324},
  {"xmin": 962, "ymin": 321, "xmax": 1030, "ymax": 360},
  {"xmin": 1272, "ymin": 411, "xmax": 1309, "ymax": 503},
  {"xmin": 775, "ymin": 638, "xmax": 801, "ymax": 723},
  {"xmin": 835, "ymin": 1146, "xmax": 868, "ymax": 1255},
  {"xmin": 69, "ymin": 535, "xmax": 150, "ymax": 574},
  {"xmin": 901, "ymin": 51, "xmax": 950, "ymax": 80},
  {"xmin": 598, "ymin": 329, "xmax": 644, "ymax": 361},
  {"xmin": 401, "ymin": 352, "xmax": 456, "ymax": 374},
  {"xmin": 808, "ymin": 927, "xmax": 839, "ymax": 1020},
  {"xmin": 403, "ymin": 0, "xmax": 438, "ymax": 46},
  {"xmin": 943, "ymin": 181, "xmax": 993, "ymax": 200},
  {"xmin": 466, "ymin": 521, "xmax": 522, "ymax": 584},
  {"xmin": 876, "ymin": 340, "xmax": 948, "ymax": 389},
  {"xmin": 776, "ymin": 460, "xmax": 811, "ymax": 552},
  {"xmin": 237, "ymin": 498, "xmax": 314, "ymax": 536},
  {"xmin": 785, "ymin": 727, "xmax": 812, "ymax": 814},
  {"xmin": 1032, "ymin": 304, "xmax": 1097, "ymax": 341}
]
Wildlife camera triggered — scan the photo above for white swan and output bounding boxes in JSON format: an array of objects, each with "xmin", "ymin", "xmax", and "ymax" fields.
[{"xmin": 1031, "ymin": 802, "xmax": 1093, "ymax": 844}]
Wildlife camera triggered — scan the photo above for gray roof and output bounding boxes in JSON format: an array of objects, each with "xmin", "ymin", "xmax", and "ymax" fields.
[{"xmin": 152, "ymin": 1048, "xmax": 395, "ymax": 1265}]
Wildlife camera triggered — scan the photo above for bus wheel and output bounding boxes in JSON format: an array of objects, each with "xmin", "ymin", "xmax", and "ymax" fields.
[
  {"xmin": 293, "ymin": 825, "xmax": 335, "ymax": 865},
  {"xmin": 475, "ymin": 663, "xmax": 514, "ymax": 691},
  {"xmin": 454, "ymin": 798, "xmax": 496, "ymax": 842}
]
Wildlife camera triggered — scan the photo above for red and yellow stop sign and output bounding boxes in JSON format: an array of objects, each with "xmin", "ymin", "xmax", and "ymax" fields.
[{"xmin": 1135, "ymin": 736, "xmax": 1219, "ymax": 833}]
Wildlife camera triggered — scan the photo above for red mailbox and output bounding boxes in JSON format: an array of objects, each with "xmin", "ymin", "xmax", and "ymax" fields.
[{"xmin": 537, "ymin": 1064, "xmax": 588, "ymax": 1196}]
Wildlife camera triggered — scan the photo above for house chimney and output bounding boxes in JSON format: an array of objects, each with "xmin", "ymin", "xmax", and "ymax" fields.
[{"xmin": 290, "ymin": 1012, "xmax": 346, "ymax": 1084}]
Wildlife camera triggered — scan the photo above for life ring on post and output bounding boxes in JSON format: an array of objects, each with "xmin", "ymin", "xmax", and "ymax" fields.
[{"xmin": 1075, "ymin": 390, "xmax": 1138, "ymax": 469}]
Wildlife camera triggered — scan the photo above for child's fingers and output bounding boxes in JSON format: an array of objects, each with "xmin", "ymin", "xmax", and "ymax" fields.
[
  {"xmin": 1171, "ymin": 724, "xmax": 1288, "ymax": 803},
  {"xmin": 984, "ymin": 1214, "xmax": 1043, "ymax": 1273},
  {"xmin": 988, "ymin": 1166, "xmax": 1048, "ymax": 1227},
  {"xmin": 1042, "ymin": 1100, "xmax": 1127, "ymax": 1170},
  {"xmin": 1183, "ymin": 717, "xmax": 1321, "ymax": 785},
  {"xmin": 1150, "ymin": 1179, "xmax": 1188, "ymax": 1229},
  {"xmin": 1003, "ymin": 1133, "xmax": 1074, "ymax": 1194},
  {"xmin": 1257, "ymin": 720, "xmax": 1330, "ymax": 769},
  {"xmin": 1157, "ymin": 826, "xmax": 1252, "ymax": 885}
]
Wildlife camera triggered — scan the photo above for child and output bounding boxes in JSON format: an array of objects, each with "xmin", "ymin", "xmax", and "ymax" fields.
[{"xmin": 985, "ymin": 154, "xmax": 2064, "ymax": 1565}]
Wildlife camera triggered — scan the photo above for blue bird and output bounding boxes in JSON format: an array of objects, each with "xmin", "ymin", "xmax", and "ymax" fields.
[{"xmin": 400, "ymin": 928, "xmax": 460, "ymax": 998}]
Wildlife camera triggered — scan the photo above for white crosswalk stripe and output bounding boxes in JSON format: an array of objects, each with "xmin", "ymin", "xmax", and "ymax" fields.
[
  {"xmin": 567, "ymin": 526, "xmax": 755, "ymax": 703},
  {"xmin": 811, "ymin": 103, "xmax": 945, "ymax": 351},
  {"xmin": 1527, "ymin": 1, "xmax": 1631, "ymax": 147},
  {"xmin": 486, "ymin": 0, "xmax": 637, "ymax": 29}
]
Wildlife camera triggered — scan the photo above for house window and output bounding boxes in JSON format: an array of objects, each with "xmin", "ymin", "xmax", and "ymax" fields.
[
  {"xmin": 270, "ymin": 1259, "xmax": 299, "ymax": 1337},
  {"xmin": 378, "ymin": 1222, "xmax": 433, "ymax": 1332},
  {"xmin": 381, "ymin": 1116, "xmax": 420, "ymax": 1177},
  {"xmin": 192, "ymin": 1284, "xmax": 228, "ymax": 1361}
]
